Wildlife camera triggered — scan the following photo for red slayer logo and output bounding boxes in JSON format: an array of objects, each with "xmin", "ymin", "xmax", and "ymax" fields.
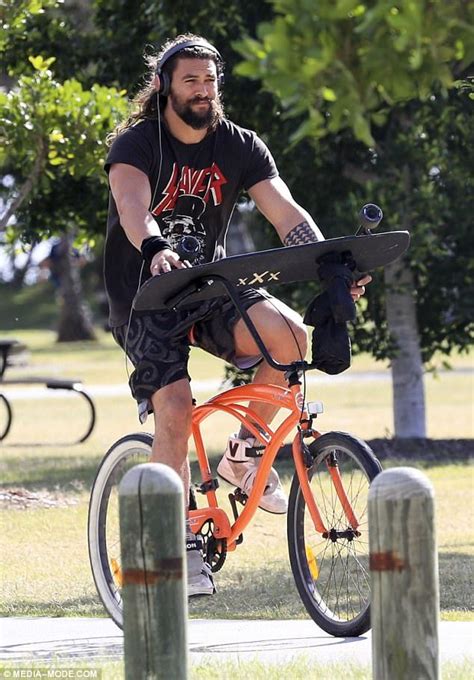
[{"xmin": 152, "ymin": 162, "xmax": 228, "ymax": 216}]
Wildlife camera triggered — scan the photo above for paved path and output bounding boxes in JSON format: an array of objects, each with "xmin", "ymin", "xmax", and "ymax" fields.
[
  {"xmin": 0, "ymin": 618, "xmax": 472, "ymax": 666},
  {"xmin": 4, "ymin": 367, "xmax": 472, "ymax": 399}
]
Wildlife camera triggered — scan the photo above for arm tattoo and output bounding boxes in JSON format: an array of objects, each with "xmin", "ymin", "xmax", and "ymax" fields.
[{"xmin": 284, "ymin": 221, "xmax": 320, "ymax": 246}]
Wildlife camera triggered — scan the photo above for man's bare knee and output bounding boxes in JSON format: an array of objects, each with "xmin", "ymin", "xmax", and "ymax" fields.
[
  {"xmin": 151, "ymin": 380, "xmax": 193, "ymax": 440},
  {"xmin": 271, "ymin": 318, "xmax": 308, "ymax": 362}
]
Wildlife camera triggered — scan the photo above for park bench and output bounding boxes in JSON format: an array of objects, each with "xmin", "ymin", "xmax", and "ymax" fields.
[{"xmin": 0, "ymin": 338, "xmax": 96, "ymax": 444}]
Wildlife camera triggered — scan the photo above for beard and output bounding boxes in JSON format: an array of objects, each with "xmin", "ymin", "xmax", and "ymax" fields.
[{"xmin": 170, "ymin": 93, "xmax": 224, "ymax": 130}]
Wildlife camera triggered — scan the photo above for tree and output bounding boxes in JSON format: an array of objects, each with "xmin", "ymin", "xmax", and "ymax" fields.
[
  {"xmin": 234, "ymin": 0, "xmax": 474, "ymax": 437},
  {"xmin": 1, "ymin": 7, "xmax": 128, "ymax": 339},
  {"xmin": 2, "ymin": 0, "xmax": 277, "ymax": 338}
]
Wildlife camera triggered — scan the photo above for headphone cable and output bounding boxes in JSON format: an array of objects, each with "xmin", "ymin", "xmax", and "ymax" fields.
[{"xmin": 124, "ymin": 92, "xmax": 164, "ymax": 379}]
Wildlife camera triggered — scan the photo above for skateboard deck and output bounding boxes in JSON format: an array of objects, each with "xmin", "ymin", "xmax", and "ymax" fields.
[{"xmin": 133, "ymin": 230, "xmax": 410, "ymax": 312}]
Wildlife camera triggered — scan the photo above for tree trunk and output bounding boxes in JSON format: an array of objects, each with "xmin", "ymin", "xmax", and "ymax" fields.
[
  {"xmin": 10, "ymin": 242, "xmax": 37, "ymax": 289},
  {"xmin": 56, "ymin": 232, "xmax": 96, "ymax": 342},
  {"xmin": 0, "ymin": 138, "xmax": 46, "ymax": 230},
  {"xmin": 384, "ymin": 258, "xmax": 426, "ymax": 437}
]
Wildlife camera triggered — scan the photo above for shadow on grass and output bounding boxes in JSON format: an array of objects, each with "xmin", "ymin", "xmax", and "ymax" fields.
[
  {"xmin": 188, "ymin": 552, "xmax": 474, "ymax": 620},
  {"xmin": 4, "ymin": 554, "xmax": 473, "ymax": 620},
  {"xmin": 0, "ymin": 282, "xmax": 57, "ymax": 331},
  {"xmin": 189, "ymin": 563, "xmax": 307, "ymax": 621},
  {"xmin": 2, "ymin": 595, "xmax": 106, "ymax": 619},
  {"xmin": 0, "ymin": 455, "xmax": 104, "ymax": 493}
]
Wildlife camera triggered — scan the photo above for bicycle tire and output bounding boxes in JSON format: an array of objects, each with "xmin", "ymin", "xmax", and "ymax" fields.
[
  {"xmin": 0, "ymin": 393, "xmax": 13, "ymax": 441},
  {"xmin": 87, "ymin": 432, "xmax": 153, "ymax": 628},
  {"xmin": 287, "ymin": 431, "xmax": 382, "ymax": 637}
]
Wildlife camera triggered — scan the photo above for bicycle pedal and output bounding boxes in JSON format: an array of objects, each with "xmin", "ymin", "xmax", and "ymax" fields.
[
  {"xmin": 196, "ymin": 478, "xmax": 219, "ymax": 494},
  {"xmin": 232, "ymin": 488, "xmax": 248, "ymax": 506}
]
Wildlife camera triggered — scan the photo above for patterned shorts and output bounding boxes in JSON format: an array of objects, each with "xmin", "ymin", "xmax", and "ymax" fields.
[{"xmin": 112, "ymin": 288, "xmax": 269, "ymax": 422}]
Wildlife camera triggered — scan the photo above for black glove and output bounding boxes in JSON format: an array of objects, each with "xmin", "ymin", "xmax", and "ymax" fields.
[
  {"xmin": 317, "ymin": 252, "xmax": 356, "ymax": 323},
  {"xmin": 303, "ymin": 252, "xmax": 356, "ymax": 375},
  {"xmin": 304, "ymin": 291, "xmax": 352, "ymax": 375}
]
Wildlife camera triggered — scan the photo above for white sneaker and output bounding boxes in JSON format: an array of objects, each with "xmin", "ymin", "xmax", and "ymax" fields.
[
  {"xmin": 186, "ymin": 531, "xmax": 215, "ymax": 597},
  {"xmin": 217, "ymin": 434, "xmax": 288, "ymax": 514}
]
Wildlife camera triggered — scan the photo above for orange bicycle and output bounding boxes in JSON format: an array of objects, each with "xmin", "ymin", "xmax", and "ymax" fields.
[{"xmin": 88, "ymin": 215, "xmax": 409, "ymax": 636}]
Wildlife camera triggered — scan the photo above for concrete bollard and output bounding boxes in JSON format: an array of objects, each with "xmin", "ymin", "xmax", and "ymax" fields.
[
  {"xmin": 369, "ymin": 466, "xmax": 439, "ymax": 680},
  {"xmin": 119, "ymin": 463, "xmax": 188, "ymax": 680}
]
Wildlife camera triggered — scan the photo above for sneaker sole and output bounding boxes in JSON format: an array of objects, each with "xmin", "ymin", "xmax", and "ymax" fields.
[{"xmin": 188, "ymin": 589, "xmax": 215, "ymax": 598}]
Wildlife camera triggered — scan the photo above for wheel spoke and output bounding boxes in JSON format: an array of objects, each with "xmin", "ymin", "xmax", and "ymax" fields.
[
  {"xmin": 89, "ymin": 436, "xmax": 152, "ymax": 627},
  {"xmin": 289, "ymin": 433, "xmax": 381, "ymax": 636}
]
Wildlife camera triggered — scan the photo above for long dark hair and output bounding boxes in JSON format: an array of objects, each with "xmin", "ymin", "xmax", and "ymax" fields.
[{"xmin": 107, "ymin": 33, "xmax": 225, "ymax": 145}]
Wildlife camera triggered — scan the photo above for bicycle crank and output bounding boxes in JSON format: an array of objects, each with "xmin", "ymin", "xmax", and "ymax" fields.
[{"xmin": 197, "ymin": 519, "xmax": 227, "ymax": 572}]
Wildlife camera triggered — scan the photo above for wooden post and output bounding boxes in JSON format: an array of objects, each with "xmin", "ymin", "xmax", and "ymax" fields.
[
  {"xmin": 369, "ymin": 466, "xmax": 439, "ymax": 680},
  {"xmin": 119, "ymin": 463, "xmax": 188, "ymax": 680}
]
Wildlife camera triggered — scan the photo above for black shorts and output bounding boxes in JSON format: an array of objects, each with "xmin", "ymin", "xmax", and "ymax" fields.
[{"xmin": 112, "ymin": 288, "xmax": 269, "ymax": 422}]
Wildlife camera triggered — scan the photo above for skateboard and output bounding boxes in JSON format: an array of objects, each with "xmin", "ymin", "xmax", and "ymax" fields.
[{"xmin": 133, "ymin": 231, "xmax": 410, "ymax": 312}]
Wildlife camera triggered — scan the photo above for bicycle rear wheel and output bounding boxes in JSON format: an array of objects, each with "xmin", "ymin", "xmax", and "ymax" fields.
[
  {"xmin": 0, "ymin": 394, "xmax": 12, "ymax": 440},
  {"xmin": 87, "ymin": 433, "xmax": 152, "ymax": 628},
  {"xmin": 287, "ymin": 431, "xmax": 382, "ymax": 637}
]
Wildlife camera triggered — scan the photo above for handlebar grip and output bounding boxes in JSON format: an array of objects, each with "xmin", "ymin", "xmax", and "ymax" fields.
[
  {"xmin": 175, "ymin": 235, "xmax": 201, "ymax": 263},
  {"xmin": 356, "ymin": 204, "xmax": 383, "ymax": 235}
]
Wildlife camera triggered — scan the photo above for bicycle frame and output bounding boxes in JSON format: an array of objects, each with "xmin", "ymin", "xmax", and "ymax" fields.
[
  {"xmin": 187, "ymin": 379, "xmax": 362, "ymax": 551},
  {"xmin": 178, "ymin": 273, "xmax": 364, "ymax": 550}
]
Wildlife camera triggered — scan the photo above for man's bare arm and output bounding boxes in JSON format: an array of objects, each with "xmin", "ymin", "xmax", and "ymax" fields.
[
  {"xmin": 248, "ymin": 177, "xmax": 325, "ymax": 245},
  {"xmin": 283, "ymin": 221, "xmax": 322, "ymax": 246},
  {"xmin": 109, "ymin": 163, "xmax": 187, "ymax": 274},
  {"xmin": 248, "ymin": 176, "xmax": 371, "ymax": 298},
  {"xmin": 108, "ymin": 163, "xmax": 160, "ymax": 249}
]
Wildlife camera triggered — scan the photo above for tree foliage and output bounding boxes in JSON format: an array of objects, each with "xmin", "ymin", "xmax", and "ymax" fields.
[
  {"xmin": 1, "ymin": 7, "xmax": 128, "ymax": 241},
  {"xmin": 234, "ymin": 0, "xmax": 474, "ymax": 363},
  {"xmin": 1, "ymin": 57, "xmax": 127, "ymax": 236},
  {"xmin": 234, "ymin": 0, "xmax": 473, "ymax": 146},
  {"xmin": 2, "ymin": 0, "xmax": 473, "ymax": 360},
  {"xmin": 0, "ymin": 0, "xmax": 59, "ymax": 53},
  {"xmin": 1, "ymin": 0, "xmax": 129, "ymax": 341}
]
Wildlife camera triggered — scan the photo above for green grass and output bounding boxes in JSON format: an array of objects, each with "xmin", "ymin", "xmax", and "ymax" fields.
[
  {"xmin": 0, "ymin": 324, "xmax": 472, "ymax": 621},
  {"xmin": 1, "ymin": 322, "xmax": 472, "ymax": 439},
  {"xmin": 1, "ymin": 659, "xmax": 472, "ymax": 680},
  {"xmin": 0, "ymin": 281, "xmax": 58, "ymax": 331},
  {"xmin": 1, "ymin": 449, "xmax": 472, "ymax": 620}
]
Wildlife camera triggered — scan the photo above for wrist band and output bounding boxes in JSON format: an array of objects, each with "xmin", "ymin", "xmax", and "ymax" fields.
[{"xmin": 141, "ymin": 235, "xmax": 172, "ymax": 266}]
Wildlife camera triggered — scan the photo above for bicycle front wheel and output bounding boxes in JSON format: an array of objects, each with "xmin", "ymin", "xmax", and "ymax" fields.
[
  {"xmin": 287, "ymin": 431, "xmax": 382, "ymax": 637},
  {"xmin": 87, "ymin": 433, "xmax": 152, "ymax": 628}
]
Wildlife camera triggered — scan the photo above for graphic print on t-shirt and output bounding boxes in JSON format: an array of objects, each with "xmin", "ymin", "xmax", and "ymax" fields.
[
  {"xmin": 161, "ymin": 195, "xmax": 207, "ymax": 262},
  {"xmin": 150, "ymin": 162, "xmax": 228, "ymax": 264},
  {"xmin": 152, "ymin": 162, "xmax": 228, "ymax": 216}
]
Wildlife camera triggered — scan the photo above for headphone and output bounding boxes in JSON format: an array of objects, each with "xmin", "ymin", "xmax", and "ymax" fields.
[{"xmin": 155, "ymin": 39, "xmax": 224, "ymax": 97}]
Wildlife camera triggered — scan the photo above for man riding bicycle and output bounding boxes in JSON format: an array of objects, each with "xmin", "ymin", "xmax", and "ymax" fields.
[{"xmin": 104, "ymin": 33, "xmax": 370, "ymax": 596}]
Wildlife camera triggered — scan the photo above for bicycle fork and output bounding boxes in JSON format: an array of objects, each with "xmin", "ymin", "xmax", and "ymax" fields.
[{"xmin": 292, "ymin": 431, "xmax": 361, "ymax": 535}]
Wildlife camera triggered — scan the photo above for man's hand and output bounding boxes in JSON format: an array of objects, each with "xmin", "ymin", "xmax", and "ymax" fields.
[
  {"xmin": 150, "ymin": 248, "xmax": 190, "ymax": 276},
  {"xmin": 350, "ymin": 275, "xmax": 372, "ymax": 301}
]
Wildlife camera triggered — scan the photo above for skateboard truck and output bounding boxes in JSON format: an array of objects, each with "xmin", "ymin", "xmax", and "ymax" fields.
[{"xmin": 356, "ymin": 203, "xmax": 383, "ymax": 235}]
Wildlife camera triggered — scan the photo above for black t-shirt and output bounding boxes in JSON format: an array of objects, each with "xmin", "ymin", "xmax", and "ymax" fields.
[{"xmin": 104, "ymin": 117, "xmax": 279, "ymax": 326}]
